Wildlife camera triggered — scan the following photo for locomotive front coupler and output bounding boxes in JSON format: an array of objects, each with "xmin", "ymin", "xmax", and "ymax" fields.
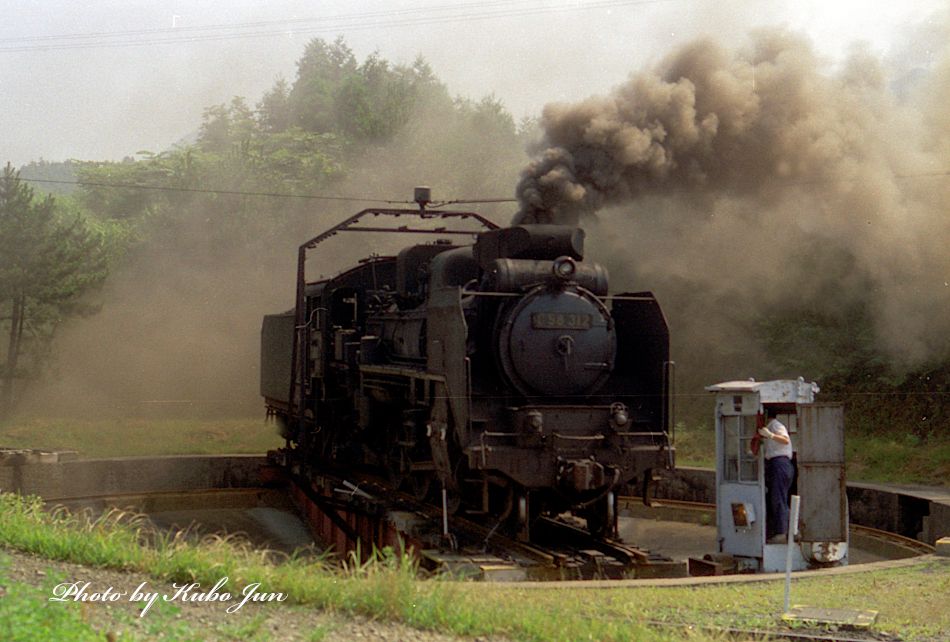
[{"xmin": 557, "ymin": 456, "xmax": 611, "ymax": 493}]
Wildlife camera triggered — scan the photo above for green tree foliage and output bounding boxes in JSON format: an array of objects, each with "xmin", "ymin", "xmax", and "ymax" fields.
[
  {"xmin": 755, "ymin": 306, "xmax": 884, "ymax": 385},
  {"xmin": 34, "ymin": 38, "xmax": 530, "ymax": 416},
  {"xmin": 289, "ymin": 37, "xmax": 359, "ymax": 133},
  {"xmin": 0, "ymin": 164, "xmax": 111, "ymax": 417},
  {"xmin": 257, "ymin": 77, "xmax": 292, "ymax": 133},
  {"xmin": 336, "ymin": 52, "xmax": 415, "ymax": 140},
  {"xmin": 75, "ymin": 153, "xmax": 188, "ymax": 221},
  {"xmin": 198, "ymin": 97, "xmax": 257, "ymax": 152},
  {"xmin": 17, "ymin": 159, "xmax": 79, "ymax": 196},
  {"xmin": 77, "ymin": 131, "xmax": 344, "ymax": 254},
  {"xmin": 288, "ymin": 37, "xmax": 445, "ymax": 144},
  {"xmin": 74, "ymin": 37, "xmax": 524, "ymax": 253},
  {"xmin": 756, "ymin": 304, "xmax": 949, "ymax": 439}
]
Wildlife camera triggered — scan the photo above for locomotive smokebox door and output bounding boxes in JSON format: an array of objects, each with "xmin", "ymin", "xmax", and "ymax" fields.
[{"xmin": 706, "ymin": 378, "xmax": 848, "ymax": 572}]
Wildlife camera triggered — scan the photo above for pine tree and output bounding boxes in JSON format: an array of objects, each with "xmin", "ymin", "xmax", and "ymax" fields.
[{"xmin": 0, "ymin": 163, "xmax": 109, "ymax": 417}]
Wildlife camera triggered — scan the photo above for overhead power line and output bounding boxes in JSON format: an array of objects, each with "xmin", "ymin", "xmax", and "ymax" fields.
[
  {"xmin": 893, "ymin": 170, "xmax": 950, "ymax": 179},
  {"xmin": 2, "ymin": 0, "xmax": 527, "ymax": 44},
  {"xmin": 19, "ymin": 177, "xmax": 518, "ymax": 205},
  {"xmin": 20, "ymin": 177, "xmax": 408, "ymax": 204},
  {"xmin": 0, "ymin": 0, "xmax": 676, "ymax": 53},
  {"xmin": 20, "ymin": 169, "xmax": 949, "ymax": 205}
]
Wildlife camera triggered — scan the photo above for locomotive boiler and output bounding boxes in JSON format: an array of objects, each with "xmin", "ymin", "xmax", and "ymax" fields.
[{"xmin": 261, "ymin": 195, "xmax": 674, "ymax": 539}]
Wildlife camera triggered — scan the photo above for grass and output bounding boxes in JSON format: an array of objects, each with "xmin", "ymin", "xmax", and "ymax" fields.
[
  {"xmin": 492, "ymin": 560, "xmax": 950, "ymax": 640},
  {"xmin": 0, "ymin": 569, "xmax": 104, "ymax": 641},
  {"xmin": 0, "ymin": 417, "xmax": 282, "ymax": 458},
  {"xmin": 0, "ymin": 492, "xmax": 948, "ymax": 641},
  {"xmin": 671, "ymin": 421, "xmax": 716, "ymax": 469},
  {"xmin": 2, "ymin": 415, "xmax": 945, "ymax": 486},
  {"xmin": 0, "ymin": 557, "xmax": 207, "ymax": 641},
  {"xmin": 0, "ymin": 416, "xmax": 946, "ymax": 638},
  {"xmin": 214, "ymin": 614, "xmax": 270, "ymax": 641},
  {"xmin": 845, "ymin": 431, "xmax": 950, "ymax": 486},
  {"xmin": 674, "ymin": 422, "xmax": 950, "ymax": 486}
]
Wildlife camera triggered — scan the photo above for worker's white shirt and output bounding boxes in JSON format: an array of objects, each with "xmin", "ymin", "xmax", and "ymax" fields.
[{"xmin": 764, "ymin": 419, "xmax": 793, "ymax": 460}]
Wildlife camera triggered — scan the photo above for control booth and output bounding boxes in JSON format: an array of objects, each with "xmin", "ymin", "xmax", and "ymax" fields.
[{"xmin": 706, "ymin": 378, "xmax": 848, "ymax": 572}]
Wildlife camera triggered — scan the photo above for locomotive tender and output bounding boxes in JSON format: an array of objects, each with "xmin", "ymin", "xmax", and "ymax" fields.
[{"xmin": 261, "ymin": 195, "xmax": 674, "ymax": 538}]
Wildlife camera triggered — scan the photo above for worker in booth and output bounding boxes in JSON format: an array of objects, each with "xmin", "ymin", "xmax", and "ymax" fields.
[{"xmin": 756, "ymin": 409, "xmax": 794, "ymax": 543}]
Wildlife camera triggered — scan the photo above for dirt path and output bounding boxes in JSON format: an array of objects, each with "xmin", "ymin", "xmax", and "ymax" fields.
[{"xmin": 0, "ymin": 546, "xmax": 499, "ymax": 641}]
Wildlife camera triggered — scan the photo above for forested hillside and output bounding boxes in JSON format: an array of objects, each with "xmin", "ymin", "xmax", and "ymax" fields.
[
  {"xmin": 6, "ymin": 36, "xmax": 947, "ymax": 451},
  {"xmin": 11, "ymin": 38, "xmax": 532, "ymax": 418}
]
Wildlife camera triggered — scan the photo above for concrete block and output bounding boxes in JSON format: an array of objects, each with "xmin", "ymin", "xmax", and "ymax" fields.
[
  {"xmin": 480, "ymin": 564, "xmax": 527, "ymax": 582},
  {"xmin": 783, "ymin": 606, "xmax": 877, "ymax": 628},
  {"xmin": 936, "ymin": 537, "xmax": 950, "ymax": 557}
]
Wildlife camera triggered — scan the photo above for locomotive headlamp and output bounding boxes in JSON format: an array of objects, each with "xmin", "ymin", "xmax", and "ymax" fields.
[
  {"xmin": 552, "ymin": 256, "xmax": 577, "ymax": 280},
  {"xmin": 526, "ymin": 410, "xmax": 544, "ymax": 433},
  {"xmin": 610, "ymin": 403, "xmax": 629, "ymax": 428}
]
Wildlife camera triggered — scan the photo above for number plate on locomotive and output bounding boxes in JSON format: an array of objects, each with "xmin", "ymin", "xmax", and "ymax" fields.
[{"xmin": 531, "ymin": 312, "xmax": 592, "ymax": 329}]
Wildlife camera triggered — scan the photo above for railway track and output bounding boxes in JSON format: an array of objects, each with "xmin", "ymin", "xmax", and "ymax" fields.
[
  {"xmin": 13, "ymin": 452, "xmax": 941, "ymax": 640},
  {"xmin": 285, "ymin": 462, "xmax": 686, "ymax": 580},
  {"xmin": 286, "ymin": 468, "xmax": 937, "ymax": 580},
  {"xmin": 617, "ymin": 496, "xmax": 936, "ymax": 557},
  {"xmin": 26, "ymin": 452, "xmax": 936, "ymax": 582},
  {"xmin": 46, "ymin": 471, "xmax": 932, "ymax": 581}
]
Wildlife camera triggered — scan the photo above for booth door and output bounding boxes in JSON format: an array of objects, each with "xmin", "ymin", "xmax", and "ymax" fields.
[
  {"xmin": 796, "ymin": 403, "xmax": 847, "ymax": 543},
  {"xmin": 717, "ymin": 412, "xmax": 764, "ymax": 557}
]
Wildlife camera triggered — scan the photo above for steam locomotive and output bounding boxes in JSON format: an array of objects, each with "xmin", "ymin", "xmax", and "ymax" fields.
[{"xmin": 261, "ymin": 194, "xmax": 674, "ymax": 539}]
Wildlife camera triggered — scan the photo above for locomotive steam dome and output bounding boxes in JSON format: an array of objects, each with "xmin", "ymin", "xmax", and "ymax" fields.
[{"xmin": 497, "ymin": 286, "xmax": 616, "ymax": 397}]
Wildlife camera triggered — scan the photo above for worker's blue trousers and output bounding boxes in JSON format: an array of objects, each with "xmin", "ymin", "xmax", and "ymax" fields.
[{"xmin": 765, "ymin": 456, "xmax": 794, "ymax": 539}]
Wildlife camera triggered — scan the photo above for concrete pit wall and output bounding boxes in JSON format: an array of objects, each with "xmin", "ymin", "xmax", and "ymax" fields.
[
  {"xmin": 654, "ymin": 466, "xmax": 950, "ymax": 545},
  {"xmin": 0, "ymin": 453, "xmax": 274, "ymax": 499},
  {"xmin": 1, "ymin": 452, "xmax": 946, "ymax": 547}
]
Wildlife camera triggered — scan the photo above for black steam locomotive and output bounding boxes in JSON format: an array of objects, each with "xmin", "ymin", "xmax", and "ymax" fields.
[{"xmin": 261, "ymin": 195, "xmax": 673, "ymax": 539}]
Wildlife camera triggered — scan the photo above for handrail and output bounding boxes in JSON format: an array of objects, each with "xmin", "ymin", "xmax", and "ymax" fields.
[
  {"xmin": 553, "ymin": 433, "xmax": 605, "ymax": 442},
  {"xmin": 301, "ymin": 207, "xmax": 498, "ymax": 250},
  {"xmin": 288, "ymin": 207, "xmax": 498, "ymax": 421}
]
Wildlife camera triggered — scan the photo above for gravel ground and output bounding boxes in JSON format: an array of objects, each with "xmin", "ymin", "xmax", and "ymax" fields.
[{"xmin": 0, "ymin": 546, "xmax": 502, "ymax": 641}]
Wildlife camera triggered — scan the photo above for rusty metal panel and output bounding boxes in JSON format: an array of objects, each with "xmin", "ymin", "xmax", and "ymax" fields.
[
  {"xmin": 798, "ymin": 463, "xmax": 847, "ymax": 541},
  {"xmin": 797, "ymin": 403, "xmax": 845, "ymax": 463},
  {"xmin": 797, "ymin": 403, "xmax": 847, "ymax": 542}
]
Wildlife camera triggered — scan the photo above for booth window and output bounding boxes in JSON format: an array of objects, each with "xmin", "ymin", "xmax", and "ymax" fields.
[
  {"xmin": 722, "ymin": 415, "xmax": 758, "ymax": 482},
  {"xmin": 778, "ymin": 412, "xmax": 797, "ymax": 434}
]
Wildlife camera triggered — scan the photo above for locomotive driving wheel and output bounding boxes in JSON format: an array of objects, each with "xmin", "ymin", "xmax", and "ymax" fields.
[
  {"xmin": 515, "ymin": 491, "xmax": 531, "ymax": 541},
  {"xmin": 384, "ymin": 414, "xmax": 423, "ymax": 490},
  {"xmin": 582, "ymin": 490, "xmax": 618, "ymax": 539},
  {"xmin": 385, "ymin": 444, "xmax": 437, "ymax": 502},
  {"xmin": 384, "ymin": 442, "xmax": 411, "ymax": 489},
  {"xmin": 408, "ymin": 464, "xmax": 433, "ymax": 501},
  {"xmin": 506, "ymin": 487, "xmax": 542, "ymax": 542}
]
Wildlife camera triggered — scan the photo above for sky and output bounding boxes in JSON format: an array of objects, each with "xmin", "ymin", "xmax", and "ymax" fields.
[{"xmin": 1, "ymin": 0, "xmax": 945, "ymax": 167}]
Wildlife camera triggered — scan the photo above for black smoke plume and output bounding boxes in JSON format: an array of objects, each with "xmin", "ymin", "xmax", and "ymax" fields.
[{"xmin": 515, "ymin": 26, "xmax": 950, "ymax": 367}]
